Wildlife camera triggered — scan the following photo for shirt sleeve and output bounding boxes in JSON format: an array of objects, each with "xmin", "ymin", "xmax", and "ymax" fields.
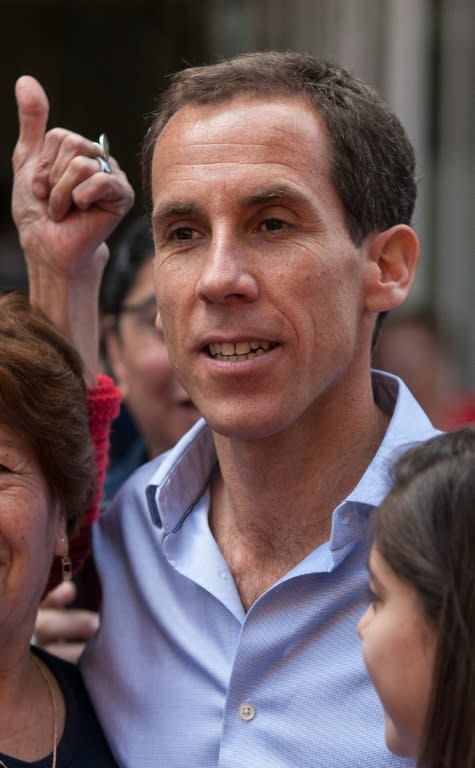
[{"xmin": 47, "ymin": 374, "xmax": 122, "ymax": 591}]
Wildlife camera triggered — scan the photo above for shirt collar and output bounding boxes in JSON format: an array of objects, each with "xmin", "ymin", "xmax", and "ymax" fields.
[
  {"xmin": 146, "ymin": 371, "xmax": 439, "ymax": 532},
  {"xmin": 146, "ymin": 418, "xmax": 217, "ymax": 532},
  {"xmin": 347, "ymin": 370, "xmax": 439, "ymax": 507}
]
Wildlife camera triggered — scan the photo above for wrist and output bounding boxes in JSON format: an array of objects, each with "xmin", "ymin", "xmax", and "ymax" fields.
[{"xmin": 27, "ymin": 246, "xmax": 109, "ymax": 385}]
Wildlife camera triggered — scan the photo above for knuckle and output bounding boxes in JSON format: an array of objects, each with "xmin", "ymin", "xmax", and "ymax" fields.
[
  {"xmin": 63, "ymin": 132, "xmax": 82, "ymax": 154},
  {"xmin": 47, "ymin": 127, "xmax": 67, "ymax": 143},
  {"xmin": 70, "ymin": 154, "xmax": 92, "ymax": 173}
]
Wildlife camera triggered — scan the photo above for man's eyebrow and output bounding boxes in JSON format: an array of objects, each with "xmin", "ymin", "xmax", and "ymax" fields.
[
  {"xmin": 244, "ymin": 185, "xmax": 308, "ymax": 208},
  {"xmin": 152, "ymin": 202, "xmax": 197, "ymax": 229}
]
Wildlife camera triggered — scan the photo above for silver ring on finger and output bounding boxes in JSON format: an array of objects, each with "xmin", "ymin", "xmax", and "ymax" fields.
[
  {"xmin": 98, "ymin": 133, "xmax": 110, "ymax": 162},
  {"xmin": 96, "ymin": 156, "xmax": 112, "ymax": 174}
]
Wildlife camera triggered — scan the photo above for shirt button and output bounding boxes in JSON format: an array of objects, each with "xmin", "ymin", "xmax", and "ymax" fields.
[{"xmin": 239, "ymin": 702, "xmax": 256, "ymax": 721}]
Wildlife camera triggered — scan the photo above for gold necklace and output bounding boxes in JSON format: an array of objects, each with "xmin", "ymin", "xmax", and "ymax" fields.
[{"xmin": 0, "ymin": 653, "xmax": 58, "ymax": 768}]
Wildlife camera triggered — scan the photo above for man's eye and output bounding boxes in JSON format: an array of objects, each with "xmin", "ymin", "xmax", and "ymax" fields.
[
  {"xmin": 171, "ymin": 227, "xmax": 195, "ymax": 241},
  {"xmin": 261, "ymin": 218, "xmax": 287, "ymax": 232}
]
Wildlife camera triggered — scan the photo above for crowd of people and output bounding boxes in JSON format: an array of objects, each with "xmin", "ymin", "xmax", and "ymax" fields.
[{"xmin": 1, "ymin": 50, "xmax": 473, "ymax": 768}]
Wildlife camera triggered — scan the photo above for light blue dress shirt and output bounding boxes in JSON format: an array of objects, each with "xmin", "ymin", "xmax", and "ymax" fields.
[{"xmin": 81, "ymin": 372, "xmax": 439, "ymax": 767}]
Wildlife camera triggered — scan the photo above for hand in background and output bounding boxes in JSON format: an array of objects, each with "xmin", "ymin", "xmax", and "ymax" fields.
[{"xmin": 34, "ymin": 581, "xmax": 100, "ymax": 664}]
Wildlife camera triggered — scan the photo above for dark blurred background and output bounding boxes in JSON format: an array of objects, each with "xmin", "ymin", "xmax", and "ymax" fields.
[{"xmin": 0, "ymin": 0, "xmax": 473, "ymax": 387}]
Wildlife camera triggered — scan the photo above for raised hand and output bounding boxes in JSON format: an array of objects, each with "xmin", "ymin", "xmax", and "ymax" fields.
[
  {"xmin": 12, "ymin": 75, "xmax": 134, "ymax": 271},
  {"xmin": 11, "ymin": 76, "xmax": 135, "ymax": 380}
]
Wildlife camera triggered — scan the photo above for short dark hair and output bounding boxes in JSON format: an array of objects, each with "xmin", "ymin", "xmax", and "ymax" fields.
[
  {"xmin": 0, "ymin": 292, "xmax": 96, "ymax": 538},
  {"xmin": 141, "ymin": 50, "xmax": 417, "ymax": 246},
  {"xmin": 372, "ymin": 428, "xmax": 475, "ymax": 768}
]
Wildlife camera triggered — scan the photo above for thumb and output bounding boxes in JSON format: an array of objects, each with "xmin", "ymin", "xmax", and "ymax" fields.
[{"xmin": 13, "ymin": 75, "xmax": 49, "ymax": 169}]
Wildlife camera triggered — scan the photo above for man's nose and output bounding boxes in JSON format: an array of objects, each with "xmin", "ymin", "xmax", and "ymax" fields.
[{"xmin": 196, "ymin": 231, "xmax": 259, "ymax": 304}]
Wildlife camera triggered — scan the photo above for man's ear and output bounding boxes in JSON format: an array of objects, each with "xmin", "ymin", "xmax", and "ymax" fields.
[{"xmin": 363, "ymin": 225, "xmax": 419, "ymax": 313}]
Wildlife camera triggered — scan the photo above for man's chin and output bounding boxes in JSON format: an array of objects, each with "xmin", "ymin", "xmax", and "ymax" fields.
[{"xmin": 207, "ymin": 415, "xmax": 289, "ymax": 443}]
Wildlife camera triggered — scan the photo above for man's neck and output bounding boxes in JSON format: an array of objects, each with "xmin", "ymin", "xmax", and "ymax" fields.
[{"xmin": 209, "ymin": 387, "xmax": 389, "ymax": 610}]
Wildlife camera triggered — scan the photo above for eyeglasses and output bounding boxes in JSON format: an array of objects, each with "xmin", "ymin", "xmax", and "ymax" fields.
[{"xmin": 119, "ymin": 295, "xmax": 165, "ymax": 340}]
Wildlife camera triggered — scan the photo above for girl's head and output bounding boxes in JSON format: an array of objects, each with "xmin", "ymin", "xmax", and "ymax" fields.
[{"xmin": 358, "ymin": 428, "xmax": 475, "ymax": 767}]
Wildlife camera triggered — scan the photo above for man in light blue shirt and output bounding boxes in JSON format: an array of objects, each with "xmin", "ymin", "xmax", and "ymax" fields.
[
  {"xmin": 81, "ymin": 52, "xmax": 437, "ymax": 766},
  {"xmin": 15, "ymin": 51, "xmax": 437, "ymax": 767},
  {"xmin": 83, "ymin": 372, "xmax": 437, "ymax": 767}
]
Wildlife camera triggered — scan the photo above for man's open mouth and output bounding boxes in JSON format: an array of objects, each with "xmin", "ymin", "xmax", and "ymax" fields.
[{"xmin": 208, "ymin": 341, "xmax": 278, "ymax": 361}]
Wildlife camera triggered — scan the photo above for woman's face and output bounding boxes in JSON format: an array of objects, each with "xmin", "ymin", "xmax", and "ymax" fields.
[
  {"xmin": 0, "ymin": 424, "xmax": 63, "ymax": 646},
  {"xmin": 106, "ymin": 257, "xmax": 200, "ymax": 457},
  {"xmin": 358, "ymin": 546, "xmax": 437, "ymax": 758}
]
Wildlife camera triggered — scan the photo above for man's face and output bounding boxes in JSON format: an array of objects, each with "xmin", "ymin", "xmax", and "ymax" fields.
[{"xmin": 150, "ymin": 96, "xmax": 372, "ymax": 441}]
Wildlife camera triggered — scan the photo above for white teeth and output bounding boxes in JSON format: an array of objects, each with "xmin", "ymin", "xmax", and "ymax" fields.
[
  {"xmin": 208, "ymin": 341, "xmax": 275, "ymax": 359},
  {"xmin": 235, "ymin": 341, "xmax": 251, "ymax": 355}
]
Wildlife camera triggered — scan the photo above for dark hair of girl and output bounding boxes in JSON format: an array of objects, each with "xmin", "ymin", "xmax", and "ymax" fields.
[{"xmin": 372, "ymin": 428, "xmax": 475, "ymax": 767}]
